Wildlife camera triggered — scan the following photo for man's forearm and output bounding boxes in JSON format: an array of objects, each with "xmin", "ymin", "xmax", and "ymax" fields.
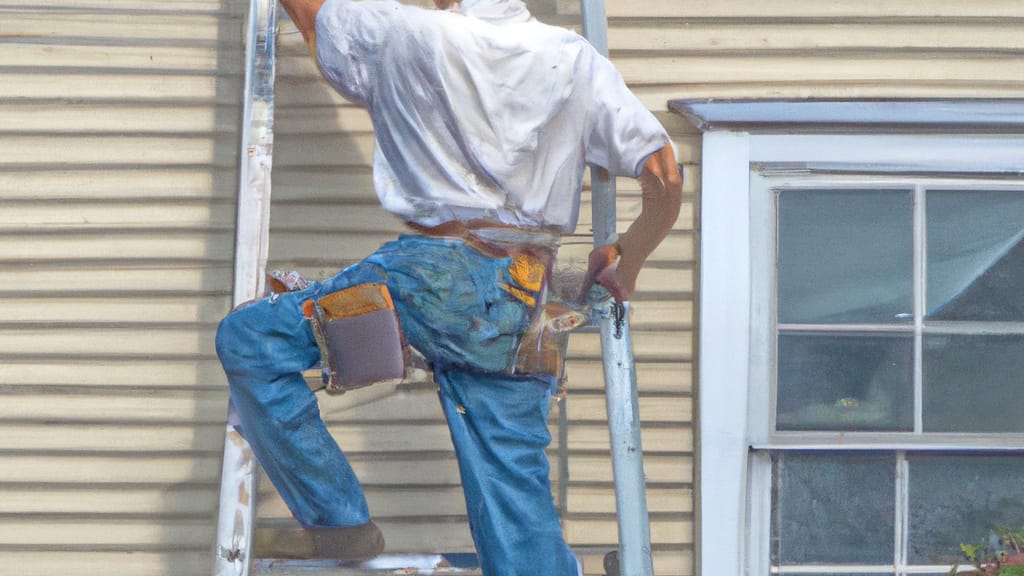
[
  {"xmin": 615, "ymin": 143, "xmax": 683, "ymax": 290},
  {"xmin": 279, "ymin": 0, "xmax": 325, "ymax": 48}
]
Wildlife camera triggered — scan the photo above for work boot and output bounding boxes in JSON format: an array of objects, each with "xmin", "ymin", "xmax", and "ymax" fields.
[{"xmin": 254, "ymin": 520, "xmax": 385, "ymax": 560}]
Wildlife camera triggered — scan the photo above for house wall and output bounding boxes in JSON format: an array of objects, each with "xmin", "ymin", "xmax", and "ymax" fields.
[
  {"xmin": 3, "ymin": 0, "xmax": 1021, "ymax": 575},
  {"xmin": 0, "ymin": 1, "xmax": 245, "ymax": 575}
]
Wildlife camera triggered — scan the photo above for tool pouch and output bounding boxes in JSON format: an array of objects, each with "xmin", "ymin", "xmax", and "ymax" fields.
[
  {"xmin": 513, "ymin": 302, "xmax": 588, "ymax": 377},
  {"xmin": 303, "ymin": 283, "xmax": 407, "ymax": 394}
]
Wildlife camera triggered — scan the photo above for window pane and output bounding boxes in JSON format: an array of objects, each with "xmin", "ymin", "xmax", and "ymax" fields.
[
  {"xmin": 772, "ymin": 452, "xmax": 895, "ymax": 564},
  {"xmin": 908, "ymin": 454, "xmax": 1024, "ymax": 564},
  {"xmin": 777, "ymin": 332, "xmax": 913, "ymax": 431},
  {"xmin": 927, "ymin": 190, "xmax": 1024, "ymax": 321},
  {"xmin": 922, "ymin": 334, "xmax": 1024, "ymax": 433},
  {"xmin": 778, "ymin": 189, "xmax": 913, "ymax": 324}
]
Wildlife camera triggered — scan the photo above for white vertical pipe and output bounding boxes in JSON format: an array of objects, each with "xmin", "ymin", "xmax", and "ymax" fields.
[
  {"xmin": 215, "ymin": 1, "xmax": 277, "ymax": 574},
  {"xmin": 581, "ymin": 1, "xmax": 654, "ymax": 575},
  {"xmin": 598, "ymin": 301, "xmax": 655, "ymax": 576}
]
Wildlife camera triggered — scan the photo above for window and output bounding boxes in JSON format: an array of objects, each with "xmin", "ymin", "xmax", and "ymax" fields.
[
  {"xmin": 676, "ymin": 100, "xmax": 1024, "ymax": 576},
  {"xmin": 756, "ymin": 176, "xmax": 1024, "ymax": 575}
]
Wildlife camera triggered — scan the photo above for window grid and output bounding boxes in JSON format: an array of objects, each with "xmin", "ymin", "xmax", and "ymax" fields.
[
  {"xmin": 761, "ymin": 177, "xmax": 1024, "ymax": 576},
  {"xmin": 763, "ymin": 178, "xmax": 1024, "ymax": 450}
]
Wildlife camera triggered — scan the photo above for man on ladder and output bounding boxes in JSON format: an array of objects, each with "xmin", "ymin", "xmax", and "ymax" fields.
[{"xmin": 215, "ymin": 0, "xmax": 681, "ymax": 573}]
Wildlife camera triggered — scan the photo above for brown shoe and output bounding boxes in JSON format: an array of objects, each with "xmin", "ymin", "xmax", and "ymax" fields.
[{"xmin": 254, "ymin": 520, "xmax": 385, "ymax": 560}]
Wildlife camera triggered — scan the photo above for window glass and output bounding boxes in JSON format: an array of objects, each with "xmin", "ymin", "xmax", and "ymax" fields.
[
  {"xmin": 926, "ymin": 190, "xmax": 1024, "ymax": 321},
  {"xmin": 777, "ymin": 332, "xmax": 913, "ymax": 431},
  {"xmin": 777, "ymin": 189, "xmax": 913, "ymax": 325},
  {"xmin": 922, "ymin": 334, "xmax": 1024, "ymax": 433},
  {"xmin": 771, "ymin": 452, "xmax": 896, "ymax": 565},
  {"xmin": 907, "ymin": 454, "xmax": 1024, "ymax": 564}
]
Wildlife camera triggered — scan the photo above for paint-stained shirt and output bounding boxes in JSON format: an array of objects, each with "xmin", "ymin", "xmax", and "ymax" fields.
[{"xmin": 314, "ymin": 0, "xmax": 669, "ymax": 233}]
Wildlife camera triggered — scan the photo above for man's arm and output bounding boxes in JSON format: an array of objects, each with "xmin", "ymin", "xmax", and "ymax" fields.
[
  {"xmin": 278, "ymin": 0, "xmax": 325, "ymax": 50},
  {"xmin": 580, "ymin": 143, "xmax": 683, "ymax": 303}
]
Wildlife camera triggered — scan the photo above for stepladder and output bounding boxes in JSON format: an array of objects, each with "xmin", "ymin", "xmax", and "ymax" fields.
[{"xmin": 214, "ymin": 1, "xmax": 654, "ymax": 574}]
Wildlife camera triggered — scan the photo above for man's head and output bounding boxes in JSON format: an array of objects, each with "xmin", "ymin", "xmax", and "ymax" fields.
[{"xmin": 433, "ymin": 0, "xmax": 461, "ymax": 9}]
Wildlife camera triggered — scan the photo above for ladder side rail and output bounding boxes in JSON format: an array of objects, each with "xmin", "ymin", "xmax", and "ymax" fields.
[
  {"xmin": 581, "ymin": 1, "xmax": 655, "ymax": 575},
  {"xmin": 215, "ymin": 1, "xmax": 279, "ymax": 574}
]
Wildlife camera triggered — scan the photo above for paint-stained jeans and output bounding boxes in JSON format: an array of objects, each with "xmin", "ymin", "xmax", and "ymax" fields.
[{"xmin": 215, "ymin": 235, "xmax": 579, "ymax": 576}]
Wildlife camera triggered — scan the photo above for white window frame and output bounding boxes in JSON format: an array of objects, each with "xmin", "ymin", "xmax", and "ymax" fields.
[{"xmin": 697, "ymin": 125, "xmax": 1024, "ymax": 576}]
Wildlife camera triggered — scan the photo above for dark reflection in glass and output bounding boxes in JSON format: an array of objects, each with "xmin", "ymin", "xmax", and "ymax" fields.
[
  {"xmin": 777, "ymin": 332, "xmax": 913, "ymax": 431},
  {"xmin": 908, "ymin": 454, "xmax": 1024, "ymax": 564},
  {"xmin": 927, "ymin": 190, "xmax": 1024, "ymax": 321},
  {"xmin": 923, "ymin": 334, "xmax": 1024, "ymax": 433},
  {"xmin": 778, "ymin": 189, "xmax": 912, "ymax": 324},
  {"xmin": 772, "ymin": 452, "xmax": 895, "ymax": 564}
]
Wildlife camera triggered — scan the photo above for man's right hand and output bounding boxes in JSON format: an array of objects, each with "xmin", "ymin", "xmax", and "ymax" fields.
[{"xmin": 578, "ymin": 243, "xmax": 627, "ymax": 304}]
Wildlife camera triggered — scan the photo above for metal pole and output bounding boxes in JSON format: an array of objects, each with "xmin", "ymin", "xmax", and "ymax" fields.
[
  {"xmin": 580, "ymin": 1, "xmax": 655, "ymax": 575},
  {"xmin": 215, "ymin": 1, "xmax": 277, "ymax": 574}
]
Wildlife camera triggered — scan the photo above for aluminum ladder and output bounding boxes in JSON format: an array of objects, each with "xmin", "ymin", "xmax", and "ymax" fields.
[{"xmin": 213, "ymin": 1, "xmax": 654, "ymax": 574}]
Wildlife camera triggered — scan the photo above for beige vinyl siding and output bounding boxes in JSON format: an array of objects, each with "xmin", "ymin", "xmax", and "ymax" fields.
[
  {"xmin": 0, "ymin": 2, "xmax": 243, "ymax": 575},
  {"xmin": 6, "ymin": 1, "xmax": 1017, "ymax": 576}
]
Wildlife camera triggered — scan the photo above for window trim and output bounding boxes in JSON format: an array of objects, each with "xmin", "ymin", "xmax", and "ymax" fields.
[{"xmin": 694, "ymin": 117, "xmax": 1024, "ymax": 576}]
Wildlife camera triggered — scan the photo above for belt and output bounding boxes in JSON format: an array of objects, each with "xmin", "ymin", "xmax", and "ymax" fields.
[{"xmin": 405, "ymin": 220, "xmax": 558, "ymax": 264}]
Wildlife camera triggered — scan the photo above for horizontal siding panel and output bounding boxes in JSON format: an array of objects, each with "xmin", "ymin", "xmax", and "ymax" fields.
[
  {"xmin": 620, "ymin": 300, "xmax": 693, "ymax": 330},
  {"xmin": 271, "ymin": 170, "xmax": 377, "ymax": 203},
  {"xmin": 0, "ymin": 71, "xmax": 241, "ymax": 103},
  {"xmin": 0, "ymin": 265, "xmax": 233, "ymax": 294},
  {"xmin": 0, "ymin": 359, "xmax": 227, "ymax": 387},
  {"xmin": 569, "ymin": 485, "xmax": 693, "ymax": 514},
  {"xmin": 0, "ymin": 231, "xmax": 233, "ymax": 261},
  {"xmin": 0, "ymin": 201, "xmax": 234, "ymax": 230},
  {"xmin": 273, "ymin": 132, "xmax": 377, "ymax": 167},
  {"xmin": 0, "ymin": 103, "xmax": 237, "ymax": 134},
  {"xmin": 0, "ymin": 135, "xmax": 234, "ymax": 166},
  {"xmin": 270, "ymin": 204, "xmax": 403, "ymax": 233},
  {"xmin": 563, "ymin": 515, "xmax": 692, "ymax": 546},
  {"xmin": 560, "ymin": 0, "xmax": 1024, "ymax": 18},
  {"xmin": 616, "ymin": 55, "xmax": 1024, "ymax": 87},
  {"xmin": 275, "ymin": 105, "xmax": 375, "ymax": 134},
  {"xmin": 567, "ymin": 394, "xmax": 692, "ymax": 424},
  {"xmin": 0, "ymin": 390, "xmax": 227, "ymax": 423},
  {"xmin": 570, "ymin": 454, "xmax": 693, "ymax": 484},
  {"xmin": 0, "ymin": 423, "xmax": 226, "ymax": 452},
  {"xmin": 0, "ymin": 518, "xmax": 211, "ymax": 547},
  {"xmin": 568, "ymin": 331, "xmax": 693, "ymax": 361},
  {"xmin": 0, "ymin": 327, "xmax": 217, "ymax": 357},
  {"xmin": 565, "ymin": 361, "xmax": 693, "ymax": 395},
  {"xmin": 0, "ymin": 43, "xmax": 232, "ymax": 71},
  {"xmin": 0, "ymin": 486, "xmax": 218, "ymax": 515},
  {"xmin": 4, "ymin": 13, "xmax": 229, "ymax": 40},
  {"xmin": 0, "ymin": 551, "xmax": 207, "ymax": 576},
  {"xmin": 608, "ymin": 23, "xmax": 1024, "ymax": 52},
  {"xmin": 567, "ymin": 424, "xmax": 692, "ymax": 453},
  {"xmin": 1, "ymin": 454, "xmax": 224, "ymax": 484},
  {"xmin": 1, "ymin": 0, "xmax": 227, "ymax": 9},
  {"xmin": 0, "ymin": 168, "xmax": 239, "ymax": 200},
  {"xmin": 0, "ymin": 296, "xmax": 229, "ymax": 324}
]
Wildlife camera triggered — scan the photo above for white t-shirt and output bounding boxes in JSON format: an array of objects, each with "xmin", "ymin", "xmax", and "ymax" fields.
[{"xmin": 315, "ymin": 0, "xmax": 669, "ymax": 233}]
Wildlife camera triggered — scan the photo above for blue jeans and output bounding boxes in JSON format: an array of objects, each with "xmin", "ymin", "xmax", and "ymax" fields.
[{"xmin": 216, "ymin": 235, "xmax": 579, "ymax": 576}]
